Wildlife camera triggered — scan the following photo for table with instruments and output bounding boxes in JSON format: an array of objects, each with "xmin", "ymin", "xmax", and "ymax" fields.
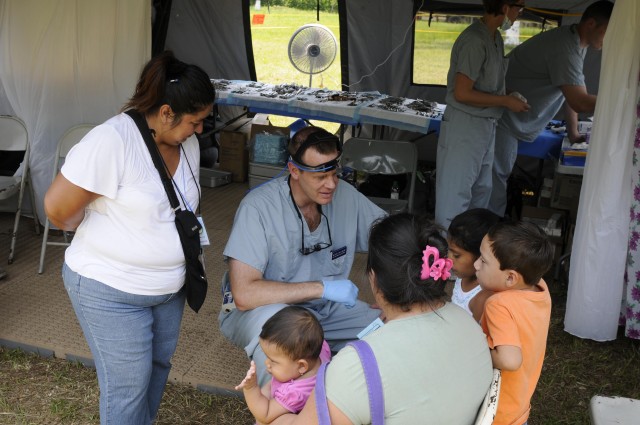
[{"xmin": 213, "ymin": 79, "xmax": 444, "ymax": 134}]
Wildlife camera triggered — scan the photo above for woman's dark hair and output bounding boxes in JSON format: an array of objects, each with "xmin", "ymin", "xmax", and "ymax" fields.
[
  {"xmin": 448, "ymin": 208, "xmax": 501, "ymax": 258},
  {"xmin": 366, "ymin": 213, "xmax": 448, "ymax": 312},
  {"xmin": 259, "ymin": 306, "xmax": 324, "ymax": 361},
  {"xmin": 122, "ymin": 51, "xmax": 215, "ymax": 121}
]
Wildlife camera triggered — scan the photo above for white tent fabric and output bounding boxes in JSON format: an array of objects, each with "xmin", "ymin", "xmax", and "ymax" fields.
[
  {"xmin": 564, "ymin": 0, "xmax": 640, "ymax": 341},
  {"xmin": 0, "ymin": 0, "xmax": 150, "ymax": 222}
]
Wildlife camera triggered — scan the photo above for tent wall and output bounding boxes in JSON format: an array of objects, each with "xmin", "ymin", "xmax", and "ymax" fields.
[
  {"xmin": 164, "ymin": 0, "xmax": 255, "ymax": 82},
  {"xmin": 0, "ymin": 0, "xmax": 150, "ymax": 223}
]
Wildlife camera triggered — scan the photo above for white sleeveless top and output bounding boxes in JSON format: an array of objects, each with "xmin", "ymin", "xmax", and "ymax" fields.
[{"xmin": 451, "ymin": 278, "xmax": 482, "ymax": 316}]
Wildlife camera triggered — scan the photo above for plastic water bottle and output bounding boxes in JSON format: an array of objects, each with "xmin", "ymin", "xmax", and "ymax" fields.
[{"xmin": 390, "ymin": 181, "xmax": 400, "ymax": 200}]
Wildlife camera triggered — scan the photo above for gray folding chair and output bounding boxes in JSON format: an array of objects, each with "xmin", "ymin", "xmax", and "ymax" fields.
[
  {"xmin": 0, "ymin": 115, "xmax": 40, "ymax": 264},
  {"xmin": 341, "ymin": 137, "xmax": 418, "ymax": 214},
  {"xmin": 38, "ymin": 124, "xmax": 95, "ymax": 273}
]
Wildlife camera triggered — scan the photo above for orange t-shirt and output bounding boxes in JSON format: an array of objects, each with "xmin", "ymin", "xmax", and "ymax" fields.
[{"xmin": 480, "ymin": 279, "xmax": 552, "ymax": 425}]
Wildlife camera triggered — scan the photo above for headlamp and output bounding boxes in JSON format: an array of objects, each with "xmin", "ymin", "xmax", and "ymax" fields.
[
  {"xmin": 288, "ymin": 154, "xmax": 342, "ymax": 173},
  {"xmin": 290, "ymin": 129, "xmax": 342, "ymax": 172}
]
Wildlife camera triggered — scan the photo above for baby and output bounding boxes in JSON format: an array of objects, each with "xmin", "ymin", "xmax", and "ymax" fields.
[{"xmin": 235, "ymin": 306, "xmax": 331, "ymax": 424}]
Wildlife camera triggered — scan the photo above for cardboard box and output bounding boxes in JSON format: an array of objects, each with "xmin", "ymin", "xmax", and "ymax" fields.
[{"xmin": 218, "ymin": 131, "xmax": 249, "ymax": 182}]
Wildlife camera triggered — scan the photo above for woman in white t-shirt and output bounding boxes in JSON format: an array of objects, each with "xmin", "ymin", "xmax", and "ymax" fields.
[{"xmin": 44, "ymin": 51, "xmax": 215, "ymax": 425}]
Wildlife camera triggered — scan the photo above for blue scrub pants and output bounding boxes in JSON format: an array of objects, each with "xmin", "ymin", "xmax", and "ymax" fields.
[
  {"xmin": 218, "ymin": 275, "xmax": 381, "ymax": 386},
  {"xmin": 489, "ymin": 123, "xmax": 519, "ymax": 216},
  {"xmin": 435, "ymin": 107, "xmax": 498, "ymax": 229}
]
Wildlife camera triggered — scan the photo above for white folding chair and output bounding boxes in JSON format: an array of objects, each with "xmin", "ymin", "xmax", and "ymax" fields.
[
  {"xmin": 0, "ymin": 115, "xmax": 40, "ymax": 264},
  {"xmin": 474, "ymin": 368, "xmax": 501, "ymax": 425},
  {"xmin": 341, "ymin": 137, "xmax": 418, "ymax": 214},
  {"xmin": 38, "ymin": 124, "xmax": 95, "ymax": 274}
]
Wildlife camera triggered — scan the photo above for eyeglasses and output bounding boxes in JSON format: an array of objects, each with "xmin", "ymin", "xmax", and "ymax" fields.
[
  {"xmin": 298, "ymin": 210, "xmax": 332, "ymax": 255},
  {"xmin": 289, "ymin": 183, "xmax": 333, "ymax": 256}
]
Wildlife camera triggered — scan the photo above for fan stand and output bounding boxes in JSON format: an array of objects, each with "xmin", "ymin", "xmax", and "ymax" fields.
[{"xmin": 307, "ymin": 44, "xmax": 320, "ymax": 87}]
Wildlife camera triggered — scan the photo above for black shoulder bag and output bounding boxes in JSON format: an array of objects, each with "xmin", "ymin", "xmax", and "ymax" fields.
[{"xmin": 126, "ymin": 109, "xmax": 208, "ymax": 313}]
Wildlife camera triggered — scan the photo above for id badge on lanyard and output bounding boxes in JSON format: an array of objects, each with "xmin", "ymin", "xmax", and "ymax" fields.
[{"xmin": 196, "ymin": 215, "xmax": 210, "ymax": 246}]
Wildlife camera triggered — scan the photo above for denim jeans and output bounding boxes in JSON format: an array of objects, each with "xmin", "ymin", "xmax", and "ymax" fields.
[{"xmin": 63, "ymin": 263, "xmax": 185, "ymax": 425}]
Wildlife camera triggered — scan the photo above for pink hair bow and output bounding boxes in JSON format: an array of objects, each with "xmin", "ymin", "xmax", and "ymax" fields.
[{"xmin": 420, "ymin": 246, "xmax": 453, "ymax": 281}]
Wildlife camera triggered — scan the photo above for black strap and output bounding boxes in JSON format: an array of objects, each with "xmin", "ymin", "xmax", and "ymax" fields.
[{"xmin": 125, "ymin": 109, "xmax": 181, "ymax": 210}]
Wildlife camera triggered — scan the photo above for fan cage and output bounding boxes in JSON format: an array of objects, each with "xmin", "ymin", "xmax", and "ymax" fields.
[{"xmin": 288, "ymin": 23, "xmax": 337, "ymax": 76}]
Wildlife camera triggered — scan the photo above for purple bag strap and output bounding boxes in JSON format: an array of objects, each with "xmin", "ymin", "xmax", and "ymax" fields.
[
  {"xmin": 315, "ymin": 340, "xmax": 384, "ymax": 425},
  {"xmin": 315, "ymin": 362, "xmax": 331, "ymax": 425}
]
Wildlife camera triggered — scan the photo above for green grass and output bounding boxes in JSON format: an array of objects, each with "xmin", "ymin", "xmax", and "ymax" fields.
[
  {"xmin": 249, "ymin": 6, "xmax": 341, "ymax": 131},
  {"xmin": 0, "ymin": 348, "xmax": 253, "ymax": 424},
  {"xmin": 413, "ymin": 16, "xmax": 557, "ymax": 85},
  {"xmin": 250, "ymin": 6, "xmax": 341, "ymax": 90}
]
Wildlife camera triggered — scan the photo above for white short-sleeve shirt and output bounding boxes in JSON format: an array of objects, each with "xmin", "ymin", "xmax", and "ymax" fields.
[{"xmin": 62, "ymin": 113, "xmax": 200, "ymax": 295}]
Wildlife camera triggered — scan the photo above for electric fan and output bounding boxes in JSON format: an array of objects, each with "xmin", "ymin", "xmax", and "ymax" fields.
[{"xmin": 287, "ymin": 24, "xmax": 337, "ymax": 87}]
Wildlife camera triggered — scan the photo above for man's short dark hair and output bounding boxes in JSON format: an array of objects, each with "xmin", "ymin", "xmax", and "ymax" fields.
[
  {"xmin": 288, "ymin": 126, "xmax": 340, "ymax": 158},
  {"xmin": 581, "ymin": 0, "xmax": 614, "ymax": 26},
  {"xmin": 483, "ymin": 0, "xmax": 509, "ymax": 16},
  {"xmin": 486, "ymin": 220, "xmax": 554, "ymax": 286}
]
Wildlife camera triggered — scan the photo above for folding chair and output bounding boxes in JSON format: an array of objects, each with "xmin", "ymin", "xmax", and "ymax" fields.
[
  {"xmin": 474, "ymin": 368, "xmax": 501, "ymax": 425},
  {"xmin": 0, "ymin": 115, "xmax": 40, "ymax": 264},
  {"xmin": 341, "ymin": 137, "xmax": 418, "ymax": 214},
  {"xmin": 38, "ymin": 124, "xmax": 95, "ymax": 273}
]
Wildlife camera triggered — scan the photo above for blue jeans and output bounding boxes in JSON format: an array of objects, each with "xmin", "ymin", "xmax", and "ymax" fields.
[{"xmin": 63, "ymin": 263, "xmax": 185, "ymax": 425}]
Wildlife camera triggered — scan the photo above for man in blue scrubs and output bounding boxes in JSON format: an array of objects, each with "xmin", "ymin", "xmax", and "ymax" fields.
[
  {"xmin": 489, "ymin": 0, "xmax": 614, "ymax": 216},
  {"xmin": 435, "ymin": 0, "xmax": 529, "ymax": 230},
  {"xmin": 219, "ymin": 126, "xmax": 385, "ymax": 385}
]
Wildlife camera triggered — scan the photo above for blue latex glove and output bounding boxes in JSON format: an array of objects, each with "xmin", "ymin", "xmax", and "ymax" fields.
[{"xmin": 321, "ymin": 279, "xmax": 359, "ymax": 308}]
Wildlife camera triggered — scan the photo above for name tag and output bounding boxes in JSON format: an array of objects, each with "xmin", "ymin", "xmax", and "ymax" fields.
[
  {"xmin": 331, "ymin": 246, "xmax": 347, "ymax": 260},
  {"xmin": 197, "ymin": 215, "xmax": 210, "ymax": 246},
  {"xmin": 357, "ymin": 318, "xmax": 384, "ymax": 339}
]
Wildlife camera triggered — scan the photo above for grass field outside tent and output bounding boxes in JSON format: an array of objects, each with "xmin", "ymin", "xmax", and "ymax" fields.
[{"xmin": 249, "ymin": 7, "xmax": 555, "ymax": 90}]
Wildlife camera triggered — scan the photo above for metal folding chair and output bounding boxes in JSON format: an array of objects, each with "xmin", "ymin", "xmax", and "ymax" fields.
[
  {"xmin": 341, "ymin": 137, "xmax": 418, "ymax": 214},
  {"xmin": 0, "ymin": 116, "xmax": 40, "ymax": 264},
  {"xmin": 38, "ymin": 124, "xmax": 95, "ymax": 273}
]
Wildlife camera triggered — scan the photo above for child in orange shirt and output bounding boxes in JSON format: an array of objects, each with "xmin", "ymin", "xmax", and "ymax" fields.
[{"xmin": 474, "ymin": 220, "xmax": 554, "ymax": 425}]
